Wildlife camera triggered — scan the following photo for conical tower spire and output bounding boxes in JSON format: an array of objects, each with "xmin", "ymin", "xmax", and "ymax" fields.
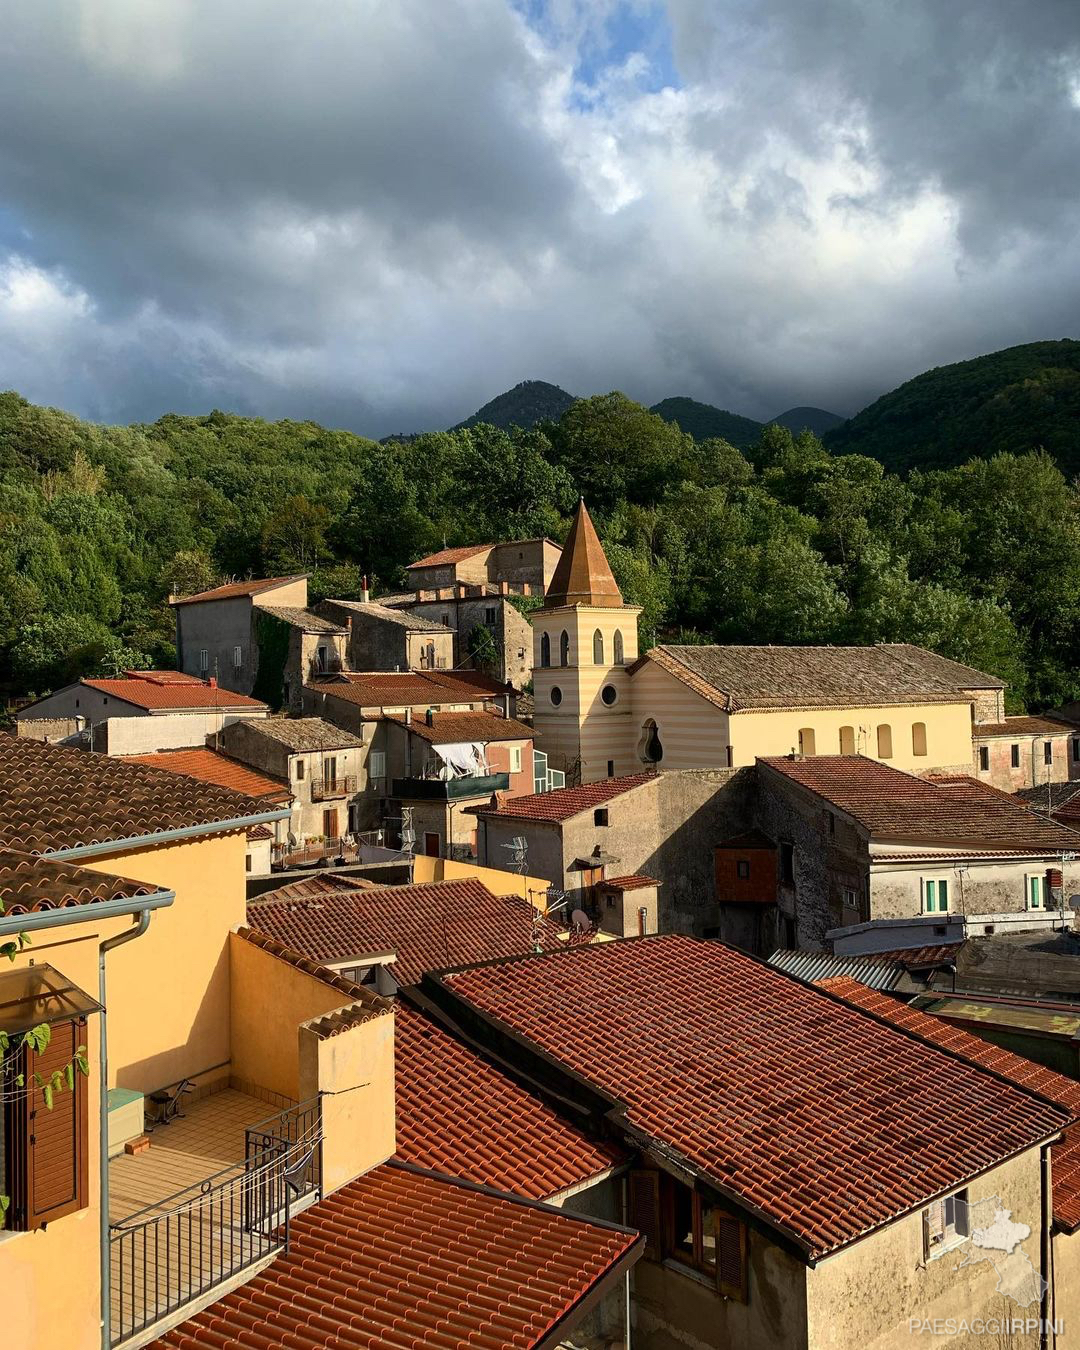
[{"xmin": 544, "ymin": 500, "xmax": 623, "ymax": 608}]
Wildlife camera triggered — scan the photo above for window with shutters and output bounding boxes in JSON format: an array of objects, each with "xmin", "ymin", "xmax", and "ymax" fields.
[
  {"xmin": 1025, "ymin": 874, "xmax": 1047, "ymax": 910},
  {"xmin": 922, "ymin": 877, "xmax": 949, "ymax": 914},
  {"xmin": 923, "ymin": 1188, "xmax": 969, "ymax": 1259},
  {"xmin": 646, "ymin": 1171, "xmax": 748, "ymax": 1300},
  {"xmin": 2, "ymin": 1017, "xmax": 89, "ymax": 1231}
]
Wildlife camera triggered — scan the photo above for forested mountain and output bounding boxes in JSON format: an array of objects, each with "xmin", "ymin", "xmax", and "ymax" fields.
[
  {"xmin": 825, "ymin": 339, "xmax": 1080, "ymax": 473},
  {"xmin": 770, "ymin": 407, "xmax": 844, "ymax": 436},
  {"xmin": 4, "ymin": 384, "xmax": 1080, "ymax": 717},
  {"xmin": 649, "ymin": 396, "xmax": 763, "ymax": 448},
  {"xmin": 453, "ymin": 379, "xmax": 576, "ymax": 431}
]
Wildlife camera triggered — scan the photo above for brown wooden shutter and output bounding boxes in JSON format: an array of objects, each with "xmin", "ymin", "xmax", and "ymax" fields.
[
  {"xmin": 715, "ymin": 1208, "xmax": 748, "ymax": 1302},
  {"xmin": 19, "ymin": 1018, "xmax": 89, "ymax": 1230},
  {"xmin": 627, "ymin": 1168, "xmax": 661, "ymax": 1257}
]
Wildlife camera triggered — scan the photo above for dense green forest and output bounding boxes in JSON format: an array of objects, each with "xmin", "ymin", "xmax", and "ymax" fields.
[
  {"xmin": 3, "ymin": 384, "xmax": 1080, "ymax": 713},
  {"xmin": 826, "ymin": 339, "xmax": 1080, "ymax": 473},
  {"xmin": 648, "ymin": 397, "xmax": 763, "ymax": 449}
]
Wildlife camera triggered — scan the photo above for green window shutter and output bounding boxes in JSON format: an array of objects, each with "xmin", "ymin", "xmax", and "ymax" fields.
[
  {"xmin": 939, "ymin": 879, "xmax": 948, "ymax": 911},
  {"xmin": 924, "ymin": 879, "xmax": 936, "ymax": 912}
]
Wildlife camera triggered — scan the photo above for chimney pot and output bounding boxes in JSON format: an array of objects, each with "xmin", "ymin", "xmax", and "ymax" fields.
[
  {"xmin": 361, "ymin": 574, "xmax": 370, "ymax": 604},
  {"xmin": 208, "ymin": 676, "xmax": 217, "ymax": 688},
  {"xmin": 405, "ymin": 708, "xmax": 412, "ymax": 725}
]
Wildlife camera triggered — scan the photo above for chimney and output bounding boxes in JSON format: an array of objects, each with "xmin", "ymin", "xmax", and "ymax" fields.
[
  {"xmin": 501, "ymin": 694, "xmax": 510, "ymax": 718},
  {"xmin": 425, "ymin": 707, "xmax": 435, "ymax": 727},
  {"xmin": 361, "ymin": 574, "xmax": 370, "ymax": 604},
  {"xmin": 208, "ymin": 676, "xmax": 218, "ymax": 689},
  {"xmin": 405, "ymin": 708, "xmax": 412, "ymax": 725},
  {"xmin": 499, "ymin": 580, "xmax": 508, "ymax": 595}
]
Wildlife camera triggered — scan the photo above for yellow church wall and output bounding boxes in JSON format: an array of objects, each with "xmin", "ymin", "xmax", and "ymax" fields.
[
  {"xmin": 729, "ymin": 701, "xmax": 974, "ymax": 772},
  {"xmin": 624, "ymin": 657, "xmax": 732, "ymax": 770}
]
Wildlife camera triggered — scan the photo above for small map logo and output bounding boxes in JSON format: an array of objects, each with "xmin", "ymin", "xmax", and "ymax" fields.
[{"xmin": 953, "ymin": 1196, "xmax": 1045, "ymax": 1309}]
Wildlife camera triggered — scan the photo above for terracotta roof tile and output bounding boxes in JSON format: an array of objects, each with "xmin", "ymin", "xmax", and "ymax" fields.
[
  {"xmin": 246, "ymin": 824, "xmax": 273, "ymax": 841},
  {"xmin": 974, "ymin": 716, "xmax": 1077, "ymax": 738},
  {"xmin": 395, "ymin": 1003, "xmax": 625, "ymax": 1198},
  {"xmin": 599, "ymin": 875, "xmax": 660, "ymax": 891},
  {"xmin": 170, "ymin": 575, "xmax": 306, "ymax": 606},
  {"xmin": 127, "ymin": 748, "xmax": 291, "ymax": 802},
  {"xmin": 407, "ymin": 543, "xmax": 492, "ymax": 569},
  {"xmin": 762, "ymin": 755, "xmax": 1080, "ymax": 850},
  {"xmin": 0, "ymin": 737, "xmax": 284, "ymax": 854},
  {"xmin": 393, "ymin": 710, "xmax": 534, "ymax": 744},
  {"xmin": 325, "ymin": 599, "xmax": 451, "ymax": 631},
  {"xmin": 256, "ymin": 605, "xmax": 347, "ymax": 633},
  {"xmin": 247, "ymin": 878, "xmax": 565, "ymax": 985},
  {"xmin": 817, "ymin": 977, "xmax": 1080, "ymax": 1230},
  {"xmin": 0, "ymin": 850, "xmax": 160, "ymax": 915},
  {"xmin": 311, "ymin": 671, "xmax": 500, "ymax": 710},
  {"xmin": 228, "ymin": 716, "xmax": 363, "ymax": 752},
  {"xmin": 633, "ymin": 642, "xmax": 1001, "ymax": 713},
  {"xmin": 154, "ymin": 1161, "xmax": 640, "ymax": 1350},
  {"xmin": 477, "ymin": 772, "xmax": 657, "ymax": 823},
  {"xmin": 80, "ymin": 672, "xmax": 267, "ymax": 711},
  {"xmin": 439, "ymin": 935, "xmax": 1069, "ymax": 1257}
]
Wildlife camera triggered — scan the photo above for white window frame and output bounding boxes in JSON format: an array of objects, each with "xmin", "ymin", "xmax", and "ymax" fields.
[
  {"xmin": 199, "ymin": 648, "xmax": 209, "ymax": 673},
  {"xmin": 233, "ymin": 644, "xmax": 243, "ymax": 669},
  {"xmin": 1025, "ymin": 873, "xmax": 1047, "ymax": 911},
  {"xmin": 923, "ymin": 1189, "xmax": 969, "ymax": 1260},
  {"xmin": 508, "ymin": 745, "xmax": 522, "ymax": 774},
  {"xmin": 369, "ymin": 750, "xmax": 386, "ymax": 781},
  {"xmin": 922, "ymin": 877, "xmax": 950, "ymax": 914}
]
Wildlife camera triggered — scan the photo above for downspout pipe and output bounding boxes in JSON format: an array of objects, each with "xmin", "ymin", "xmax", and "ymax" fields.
[
  {"xmin": 99, "ymin": 909, "xmax": 159, "ymax": 1350},
  {"xmin": 1041, "ymin": 1142, "xmax": 1054, "ymax": 1350}
]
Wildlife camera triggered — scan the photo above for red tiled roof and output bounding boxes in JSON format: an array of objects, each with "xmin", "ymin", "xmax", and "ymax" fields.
[
  {"xmin": 393, "ymin": 710, "xmax": 534, "ymax": 744},
  {"xmin": 81, "ymin": 672, "xmax": 267, "ymax": 711},
  {"xmin": 394, "ymin": 1003, "xmax": 624, "ymax": 1198},
  {"xmin": 761, "ymin": 755, "xmax": 1080, "ymax": 850},
  {"xmin": 817, "ymin": 976, "xmax": 1080, "ymax": 1231},
  {"xmin": 0, "ymin": 737, "xmax": 284, "ymax": 854},
  {"xmin": 311, "ymin": 670, "xmax": 500, "ymax": 709},
  {"xmin": 0, "ymin": 850, "xmax": 161, "ymax": 915},
  {"xmin": 858, "ymin": 945, "xmax": 960, "ymax": 968},
  {"xmin": 154, "ymin": 1161, "xmax": 640, "ymax": 1350},
  {"xmin": 235, "ymin": 927, "xmax": 391, "ymax": 1032},
  {"xmin": 478, "ymin": 773, "xmax": 657, "ymax": 823},
  {"xmin": 407, "ymin": 543, "xmax": 491, "ymax": 569},
  {"xmin": 247, "ymin": 878, "xmax": 564, "ymax": 986},
  {"xmin": 543, "ymin": 501, "xmax": 623, "ymax": 609},
  {"xmin": 246, "ymin": 825, "xmax": 273, "ymax": 841},
  {"xmin": 127, "ymin": 748, "xmax": 291, "ymax": 802},
  {"xmin": 439, "ymin": 935, "xmax": 1068, "ymax": 1257},
  {"xmin": 975, "ymin": 716, "xmax": 1076, "ymax": 738},
  {"xmin": 600, "ymin": 875, "xmax": 660, "ymax": 891},
  {"xmin": 170, "ymin": 575, "xmax": 305, "ymax": 606}
]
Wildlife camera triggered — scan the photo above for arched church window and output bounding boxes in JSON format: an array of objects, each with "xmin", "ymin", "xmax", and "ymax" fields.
[
  {"xmin": 593, "ymin": 629, "xmax": 604, "ymax": 664},
  {"xmin": 540, "ymin": 632, "xmax": 550, "ymax": 668},
  {"xmin": 560, "ymin": 630, "xmax": 570, "ymax": 666},
  {"xmin": 613, "ymin": 629, "xmax": 624, "ymax": 664},
  {"xmin": 638, "ymin": 718, "xmax": 663, "ymax": 766}
]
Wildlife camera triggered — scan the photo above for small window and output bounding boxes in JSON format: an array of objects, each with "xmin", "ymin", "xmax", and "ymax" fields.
[
  {"xmin": 924, "ymin": 1189, "xmax": 969, "ymax": 1258},
  {"xmin": 797, "ymin": 728, "xmax": 815, "ymax": 756},
  {"xmin": 540, "ymin": 632, "xmax": 551, "ymax": 668},
  {"xmin": 593, "ymin": 629, "xmax": 605, "ymax": 664},
  {"xmin": 607, "ymin": 760, "xmax": 614, "ymax": 777},
  {"xmin": 485, "ymin": 607, "xmax": 497, "ymax": 625},
  {"xmin": 842, "ymin": 886, "xmax": 857, "ymax": 911},
  {"xmin": 639, "ymin": 718, "xmax": 663, "ymax": 765},
  {"xmin": 75, "ymin": 697, "xmax": 80, "ymax": 708},
  {"xmin": 245, "ymin": 854, "xmax": 253, "ymax": 873},
  {"xmin": 441, "ymin": 613, "xmax": 450, "ymax": 627},
  {"xmin": 923, "ymin": 878, "xmax": 949, "ymax": 914},
  {"xmin": 1026, "ymin": 874, "xmax": 1046, "ymax": 910},
  {"xmin": 613, "ymin": 629, "xmax": 625, "ymax": 665},
  {"xmin": 639, "ymin": 1171, "xmax": 747, "ymax": 1300},
  {"xmin": 550, "ymin": 686, "xmax": 563, "ymax": 707},
  {"xmin": 199, "ymin": 649, "xmax": 209, "ymax": 673},
  {"xmin": 509, "ymin": 746, "xmax": 522, "ymax": 774},
  {"xmin": 825, "ymin": 810, "xmax": 835, "ymax": 835},
  {"xmin": 725, "ymin": 746, "xmax": 733, "ymax": 768},
  {"xmin": 369, "ymin": 750, "xmax": 386, "ymax": 780},
  {"xmin": 295, "ymin": 759, "xmax": 305, "ymax": 781},
  {"xmin": 912, "ymin": 722, "xmax": 927, "ymax": 757},
  {"xmin": 594, "ymin": 808, "xmax": 609, "ymax": 827},
  {"xmin": 233, "ymin": 645, "xmax": 243, "ymax": 669},
  {"xmin": 839, "ymin": 726, "xmax": 856, "ymax": 755},
  {"xmin": 559, "ymin": 630, "xmax": 570, "ymax": 666},
  {"xmin": 1073, "ymin": 738, "xmax": 1080, "ymax": 764},
  {"xmin": 601, "ymin": 684, "xmax": 618, "ymax": 706},
  {"xmin": 780, "ymin": 842, "xmax": 794, "ymax": 886},
  {"xmin": 1011, "ymin": 744, "xmax": 1021, "ymax": 769},
  {"xmin": 877, "ymin": 724, "xmax": 893, "ymax": 759},
  {"xmin": 1045, "ymin": 741, "xmax": 1054, "ymax": 766},
  {"xmin": 736, "ymin": 860, "xmax": 750, "ymax": 880},
  {"xmin": 978, "ymin": 746, "xmax": 989, "ymax": 772}
]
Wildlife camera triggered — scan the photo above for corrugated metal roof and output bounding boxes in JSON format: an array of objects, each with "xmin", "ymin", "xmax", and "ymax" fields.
[{"xmin": 768, "ymin": 948, "xmax": 907, "ymax": 991}]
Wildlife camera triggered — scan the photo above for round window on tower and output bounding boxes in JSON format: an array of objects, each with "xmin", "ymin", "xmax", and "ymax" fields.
[
  {"xmin": 550, "ymin": 686, "xmax": 563, "ymax": 706},
  {"xmin": 601, "ymin": 684, "xmax": 618, "ymax": 706}
]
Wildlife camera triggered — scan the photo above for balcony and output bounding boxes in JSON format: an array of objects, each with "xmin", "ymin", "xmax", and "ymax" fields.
[
  {"xmin": 310, "ymin": 775, "xmax": 358, "ymax": 801},
  {"xmin": 108, "ymin": 1088, "xmax": 321, "ymax": 1347},
  {"xmin": 392, "ymin": 771, "xmax": 509, "ymax": 801}
]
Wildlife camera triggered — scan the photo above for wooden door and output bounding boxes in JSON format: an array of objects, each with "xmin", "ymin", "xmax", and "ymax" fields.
[
  {"xmin": 424, "ymin": 832, "xmax": 440, "ymax": 857},
  {"xmin": 322, "ymin": 808, "xmax": 339, "ymax": 840}
]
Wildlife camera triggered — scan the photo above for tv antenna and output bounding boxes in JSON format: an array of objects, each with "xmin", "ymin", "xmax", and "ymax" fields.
[{"xmin": 502, "ymin": 835, "xmax": 529, "ymax": 875}]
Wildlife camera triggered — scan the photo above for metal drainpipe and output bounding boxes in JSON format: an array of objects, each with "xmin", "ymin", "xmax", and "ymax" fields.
[
  {"xmin": 99, "ymin": 911, "xmax": 154, "ymax": 1350},
  {"xmin": 1041, "ymin": 1143, "xmax": 1054, "ymax": 1350}
]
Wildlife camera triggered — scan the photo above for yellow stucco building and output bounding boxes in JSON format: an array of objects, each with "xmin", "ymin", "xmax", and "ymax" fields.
[{"xmin": 532, "ymin": 502, "xmax": 1004, "ymax": 782}]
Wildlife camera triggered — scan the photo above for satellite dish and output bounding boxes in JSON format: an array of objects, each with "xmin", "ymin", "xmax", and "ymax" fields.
[
  {"xmin": 570, "ymin": 908, "xmax": 590, "ymax": 931},
  {"xmin": 1068, "ymin": 895, "xmax": 1080, "ymax": 911}
]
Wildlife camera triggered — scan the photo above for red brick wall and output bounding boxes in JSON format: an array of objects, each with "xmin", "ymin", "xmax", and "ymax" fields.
[{"xmin": 715, "ymin": 847, "xmax": 778, "ymax": 904}]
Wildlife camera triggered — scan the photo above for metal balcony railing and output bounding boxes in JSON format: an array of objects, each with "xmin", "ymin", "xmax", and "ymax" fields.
[
  {"xmin": 109, "ymin": 1101, "xmax": 322, "ymax": 1346},
  {"xmin": 310, "ymin": 775, "xmax": 357, "ymax": 801}
]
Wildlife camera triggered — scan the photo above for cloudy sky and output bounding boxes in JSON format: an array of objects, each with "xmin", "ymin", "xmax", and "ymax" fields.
[{"xmin": 1, "ymin": 1, "xmax": 1078, "ymax": 437}]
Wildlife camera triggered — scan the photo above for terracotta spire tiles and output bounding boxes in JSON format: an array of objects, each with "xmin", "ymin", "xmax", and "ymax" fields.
[{"xmin": 543, "ymin": 500, "xmax": 623, "ymax": 609}]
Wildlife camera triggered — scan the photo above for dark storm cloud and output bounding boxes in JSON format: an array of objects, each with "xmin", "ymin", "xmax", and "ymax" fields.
[{"xmin": 0, "ymin": 1, "xmax": 1079, "ymax": 435}]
